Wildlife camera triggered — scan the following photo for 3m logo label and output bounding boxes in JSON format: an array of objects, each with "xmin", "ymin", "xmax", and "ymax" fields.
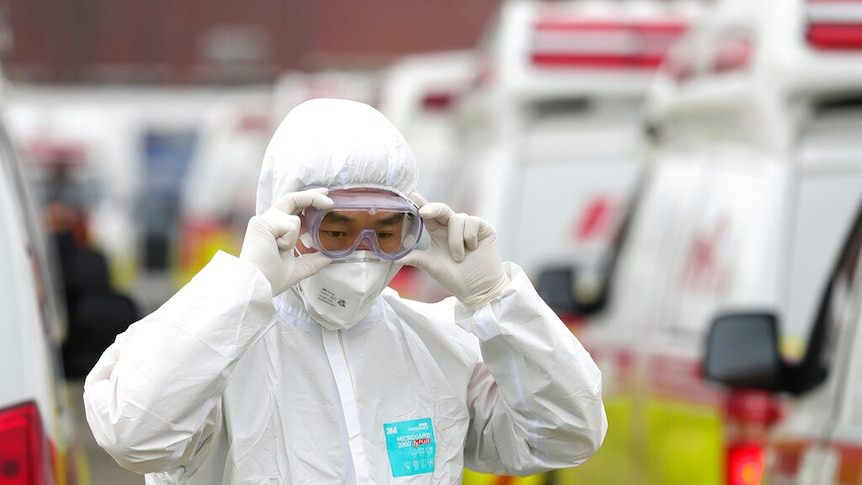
[{"xmin": 383, "ymin": 418, "xmax": 435, "ymax": 477}]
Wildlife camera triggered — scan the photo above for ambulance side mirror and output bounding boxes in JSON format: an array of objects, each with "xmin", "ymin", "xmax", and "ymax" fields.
[
  {"xmin": 702, "ymin": 312, "xmax": 784, "ymax": 391},
  {"xmin": 535, "ymin": 265, "xmax": 608, "ymax": 318}
]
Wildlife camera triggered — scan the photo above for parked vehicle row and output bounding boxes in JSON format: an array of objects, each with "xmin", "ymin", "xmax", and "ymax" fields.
[
  {"xmin": 564, "ymin": 0, "xmax": 862, "ymax": 484},
  {"xmin": 704, "ymin": 200, "xmax": 862, "ymax": 485},
  {"xmin": 448, "ymin": 0, "xmax": 704, "ymax": 323},
  {"xmin": 696, "ymin": 5, "xmax": 862, "ymax": 485},
  {"xmin": 444, "ymin": 0, "xmax": 704, "ymax": 483}
]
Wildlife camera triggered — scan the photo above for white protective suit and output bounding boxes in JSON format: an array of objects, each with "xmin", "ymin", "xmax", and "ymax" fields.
[{"xmin": 84, "ymin": 99, "xmax": 607, "ymax": 484}]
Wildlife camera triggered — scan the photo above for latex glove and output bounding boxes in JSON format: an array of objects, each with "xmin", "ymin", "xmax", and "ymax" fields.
[
  {"xmin": 240, "ymin": 188, "xmax": 334, "ymax": 296},
  {"xmin": 401, "ymin": 193, "xmax": 509, "ymax": 309}
]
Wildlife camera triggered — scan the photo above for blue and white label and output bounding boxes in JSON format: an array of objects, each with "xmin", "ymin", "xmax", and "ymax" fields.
[{"xmin": 383, "ymin": 418, "xmax": 435, "ymax": 477}]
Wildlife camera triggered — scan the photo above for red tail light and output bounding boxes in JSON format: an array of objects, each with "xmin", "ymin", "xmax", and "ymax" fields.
[
  {"xmin": 727, "ymin": 443, "xmax": 765, "ymax": 485},
  {"xmin": 0, "ymin": 401, "xmax": 55, "ymax": 485},
  {"xmin": 806, "ymin": 0, "xmax": 862, "ymax": 50},
  {"xmin": 531, "ymin": 19, "xmax": 688, "ymax": 70},
  {"xmin": 723, "ymin": 391, "xmax": 783, "ymax": 485}
]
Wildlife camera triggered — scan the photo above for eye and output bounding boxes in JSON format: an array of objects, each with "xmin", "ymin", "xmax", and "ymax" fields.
[
  {"xmin": 322, "ymin": 230, "xmax": 348, "ymax": 238},
  {"xmin": 376, "ymin": 231, "xmax": 396, "ymax": 240}
]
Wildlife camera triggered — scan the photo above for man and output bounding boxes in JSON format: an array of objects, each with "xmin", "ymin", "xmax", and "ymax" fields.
[{"xmin": 84, "ymin": 98, "xmax": 606, "ymax": 484}]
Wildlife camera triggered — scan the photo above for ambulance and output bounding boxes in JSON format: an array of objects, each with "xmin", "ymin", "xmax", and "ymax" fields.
[
  {"xmin": 0, "ymin": 95, "xmax": 90, "ymax": 483},
  {"xmin": 448, "ymin": 0, "xmax": 703, "ymax": 323},
  {"xmin": 375, "ymin": 50, "xmax": 477, "ymax": 203},
  {"xmin": 569, "ymin": 0, "xmax": 862, "ymax": 483},
  {"xmin": 703, "ymin": 200, "xmax": 862, "ymax": 485},
  {"xmin": 451, "ymin": 0, "xmax": 702, "ymax": 483}
]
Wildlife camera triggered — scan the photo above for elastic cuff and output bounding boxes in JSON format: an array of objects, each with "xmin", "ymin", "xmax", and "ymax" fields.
[{"xmin": 461, "ymin": 273, "xmax": 512, "ymax": 310}]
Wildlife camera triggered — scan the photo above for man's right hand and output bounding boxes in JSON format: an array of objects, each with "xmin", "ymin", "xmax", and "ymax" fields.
[{"xmin": 239, "ymin": 188, "xmax": 334, "ymax": 295}]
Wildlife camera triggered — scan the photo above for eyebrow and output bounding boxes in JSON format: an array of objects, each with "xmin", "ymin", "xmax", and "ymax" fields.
[
  {"xmin": 324, "ymin": 213, "xmax": 353, "ymax": 224},
  {"xmin": 322, "ymin": 212, "xmax": 405, "ymax": 226},
  {"xmin": 375, "ymin": 213, "xmax": 406, "ymax": 226}
]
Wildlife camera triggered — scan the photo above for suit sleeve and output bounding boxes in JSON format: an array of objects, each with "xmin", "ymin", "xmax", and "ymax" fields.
[
  {"xmin": 83, "ymin": 251, "xmax": 276, "ymax": 478},
  {"xmin": 458, "ymin": 262, "xmax": 608, "ymax": 476}
]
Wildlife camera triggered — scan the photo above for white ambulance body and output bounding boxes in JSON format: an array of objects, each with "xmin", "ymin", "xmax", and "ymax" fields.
[
  {"xmin": 451, "ymin": 1, "xmax": 701, "ymax": 484},
  {"xmin": 376, "ymin": 50, "xmax": 477, "ymax": 203},
  {"xmin": 448, "ymin": 0, "xmax": 702, "ymax": 317},
  {"xmin": 573, "ymin": 0, "xmax": 862, "ymax": 484},
  {"xmin": 0, "ymin": 94, "xmax": 90, "ymax": 484},
  {"xmin": 703, "ymin": 193, "xmax": 862, "ymax": 485}
]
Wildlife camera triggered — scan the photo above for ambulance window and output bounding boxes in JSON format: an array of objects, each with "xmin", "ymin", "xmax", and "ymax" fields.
[
  {"xmin": 842, "ymin": 209, "xmax": 862, "ymax": 420},
  {"xmin": 827, "ymin": 216, "xmax": 861, "ymax": 360},
  {"xmin": 520, "ymin": 97, "xmax": 646, "ymax": 170},
  {"xmin": 793, "ymin": 196, "xmax": 861, "ymax": 418},
  {"xmin": 787, "ymin": 102, "xmax": 862, "ymax": 343},
  {"xmin": 817, "ymin": 204, "xmax": 862, "ymax": 362},
  {"xmin": 528, "ymin": 98, "xmax": 591, "ymax": 119},
  {"xmin": 810, "ymin": 102, "xmax": 862, "ymax": 289}
]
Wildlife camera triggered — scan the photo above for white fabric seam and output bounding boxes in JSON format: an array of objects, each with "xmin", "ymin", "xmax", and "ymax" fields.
[{"xmin": 322, "ymin": 329, "xmax": 370, "ymax": 484}]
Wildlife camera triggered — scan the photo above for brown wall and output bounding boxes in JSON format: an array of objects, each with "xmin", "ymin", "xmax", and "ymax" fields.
[{"xmin": 0, "ymin": 0, "xmax": 502, "ymax": 85}]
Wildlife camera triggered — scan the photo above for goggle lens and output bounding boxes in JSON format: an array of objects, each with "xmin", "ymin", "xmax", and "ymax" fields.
[
  {"xmin": 301, "ymin": 192, "xmax": 424, "ymax": 260},
  {"xmin": 316, "ymin": 209, "xmax": 420, "ymax": 257}
]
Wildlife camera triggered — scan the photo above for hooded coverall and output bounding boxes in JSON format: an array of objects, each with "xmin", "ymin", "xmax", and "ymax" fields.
[{"xmin": 83, "ymin": 98, "xmax": 607, "ymax": 484}]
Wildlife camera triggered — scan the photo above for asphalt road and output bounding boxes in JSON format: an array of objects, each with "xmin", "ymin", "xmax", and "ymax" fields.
[{"xmin": 67, "ymin": 379, "xmax": 145, "ymax": 485}]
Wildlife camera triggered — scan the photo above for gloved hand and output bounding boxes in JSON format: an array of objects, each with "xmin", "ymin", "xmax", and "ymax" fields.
[
  {"xmin": 240, "ymin": 188, "xmax": 334, "ymax": 296},
  {"xmin": 401, "ymin": 193, "xmax": 510, "ymax": 309}
]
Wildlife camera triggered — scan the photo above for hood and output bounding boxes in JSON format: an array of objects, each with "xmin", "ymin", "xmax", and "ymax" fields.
[{"xmin": 256, "ymin": 98, "xmax": 418, "ymax": 215}]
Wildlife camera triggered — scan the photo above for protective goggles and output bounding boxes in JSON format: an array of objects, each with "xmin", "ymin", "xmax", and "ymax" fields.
[{"xmin": 300, "ymin": 190, "xmax": 425, "ymax": 260}]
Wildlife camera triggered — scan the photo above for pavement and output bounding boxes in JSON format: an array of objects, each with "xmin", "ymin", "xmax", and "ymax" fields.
[{"xmin": 66, "ymin": 379, "xmax": 145, "ymax": 485}]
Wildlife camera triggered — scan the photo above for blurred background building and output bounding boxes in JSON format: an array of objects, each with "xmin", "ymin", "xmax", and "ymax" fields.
[
  {"xmin": 0, "ymin": 0, "xmax": 511, "ymax": 315},
  {"xmin": 0, "ymin": 0, "xmax": 501, "ymax": 85}
]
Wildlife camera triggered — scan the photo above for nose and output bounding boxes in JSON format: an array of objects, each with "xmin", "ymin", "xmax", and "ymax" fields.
[{"xmin": 355, "ymin": 231, "xmax": 375, "ymax": 251}]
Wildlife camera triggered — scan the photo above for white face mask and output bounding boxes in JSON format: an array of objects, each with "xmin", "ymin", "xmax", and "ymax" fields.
[{"xmin": 297, "ymin": 252, "xmax": 398, "ymax": 330}]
